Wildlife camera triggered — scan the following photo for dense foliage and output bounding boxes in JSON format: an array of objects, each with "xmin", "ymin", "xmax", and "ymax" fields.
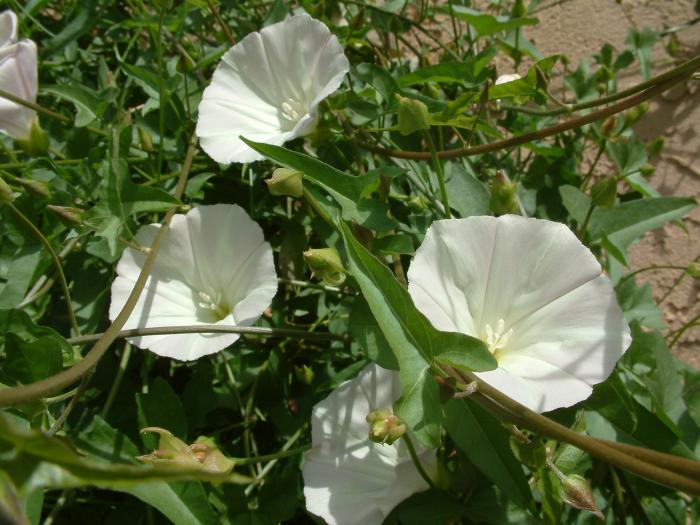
[{"xmin": 1, "ymin": 1, "xmax": 699, "ymax": 524}]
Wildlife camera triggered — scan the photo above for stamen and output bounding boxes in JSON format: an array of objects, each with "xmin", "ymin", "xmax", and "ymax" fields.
[
  {"xmin": 281, "ymin": 98, "xmax": 305, "ymax": 122},
  {"xmin": 197, "ymin": 288, "xmax": 229, "ymax": 319},
  {"xmin": 483, "ymin": 318, "xmax": 513, "ymax": 356}
]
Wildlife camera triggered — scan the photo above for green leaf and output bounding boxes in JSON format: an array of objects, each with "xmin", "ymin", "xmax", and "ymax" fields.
[
  {"xmin": 559, "ymin": 185, "xmax": 591, "ymax": 226},
  {"xmin": 136, "ymin": 377, "xmax": 188, "ymax": 448},
  {"xmin": 242, "ymin": 139, "xmax": 397, "ymax": 231},
  {"xmin": 0, "ymin": 245, "xmax": 42, "ymax": 309},
  {"xmin": 626, "ymin": 27, "xmax": 660, "ymax": 80},
  {"xmin": 340, "ymin": 222, "xmax": 495, "ymax": 446},
  {"xmin": 445, "ymin": 399, "xmax": 533, "ymax": 510},
  {"xmin": 617, "ymin": 278, "xmax": 665, "ymax": 330},
  {"xmin": 125, "ymin": 481, "xmax": 218, "ymax": 525},
  {"xmin": 42, "ymin": 85, "xmax": 102, "ymax": 127},
  {"xmin": 607, "ymin": 139, "xmax": 647, "ymax": 177},
  {"xmin": 350, "ymin": 297, "xmax": 398, "ymax": 370},
  {"xmin": 3, "ymin": 334, "xmax": 64, "ymax": 384},
  {"xmin": 444, "ymin": 163, "xmax": 490, "ymax": 218},
  {"xmin": 588, "ymin": 197, "xmax": 696, "ymax": 249},
  {"xmin": 398, "ymin": 62, "xmax": 486, "ymax": 87},
  {"xmin": 446, "ymin": 6, "xmax": 538, "ymax": 36},
  {"xmin": 121, "ymin": 63, "xmax": 162, "ymax": 99}
]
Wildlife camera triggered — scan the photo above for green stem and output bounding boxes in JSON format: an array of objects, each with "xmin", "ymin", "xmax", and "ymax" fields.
[
  {"xmin": 424, "ymin": 131, "xmax": 451, "ymax": 218},
  {"xmin": 66, "ymin": 324, "xmax": 347, "ymax": 346},
  {"xmin": 619, "ymin": 265, "xmax": 686, "ymax": 284},
  {"xmin": 233, "ymin": 444, "xmax": 311, "ymax": 466},
  {"xmin": 7, "ymin": 203, "xmax": 81, "ymax": 336},
  {"xmin": 668, "ymin": 314, "xmax": 700, "ymax": 348},
  {"xmin": 156, "ymin": 9, "xmax": 166, "ymax": 181},
  {"xmin": 403, "ymin": 433, "xmax": 437, "ymax": 490},
  {"xmin": 0, "ymin": 134, "xmax": 198, "ymax": 408},
  {"xmin": 358, "ymin": 64, "xmax": 698, "ymax": 160},
  {"xmin": 101, "ymin": 342, "xmax": 132, "ymax": 418},
  {"xmin": 577, "ymin": 203, "xmax": 595, "ymax": 240}
]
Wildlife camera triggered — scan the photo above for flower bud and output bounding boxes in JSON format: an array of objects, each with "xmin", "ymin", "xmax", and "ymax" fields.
[
  {"xmin": 489, "ymin": 172, "xmax": 519, "ymax": 216},
  {"xmin": 17, "ymin": 118, "xmax": 49, "ymax": 157},
  {"xmin": 0, "ymin": 177, "xmax": 14, "ymax": 206},
  {"xmin": 686, "ymin": 262, "xmax": 700, "ymax": 279},
  {"xmin": 558, "ymin": 474, "xmax": 604, "ymax": 520},
  {"xmin": 590, "ymin": 177, "xmax": 617, "ymax": 208},
  {"xmin": 266, "ymin": 168, "xmax": 304, "ymax": 198},
  {"xmin": 47, "ymin": 205, "xmax": 84, "ymax": 226},
  {"xmin": 17, "ymin": 178, "xmax": 50, "ymax": 199},
  {"xmin": 366, "ymin": 409, "xmax": 406, "ymax": 445},
  {"xmin": 304, "ymin": 247, "xmax": 346, "ymax": 286},
  {"xmin": 407, "ymin": 195, "xmax": 429, "ymax": 212},
  {"xmin": 137, "ymin": 125, "xmax": 154, "ymax": 152},
  {"xmin": 294, "ymin": 364, "xmax": 315, "ymax": 385},
  {"xmin": 397, "ymin": 95, "xmax": 430, "ymax": 136}
]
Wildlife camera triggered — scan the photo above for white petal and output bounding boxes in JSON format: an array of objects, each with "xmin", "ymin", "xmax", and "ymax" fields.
[
  {"xmin": 495, "ymin": 73, "xmax": 521, "ymax": 85},
  {"xmin": 408, "ymin": 215, "xmax": 631, "ymax": 412},
  {"xmin": 109, "ymin": 204, "xmax": 277, "ymax": 361},
  {"xmin": 196, "ymin": 14, "xmax": 349, "ymax": 164},
  {"xmin": 303, "ymin": 364, "xmax": 436, "ymax": 525},
  {"xmin": 0, "ymin": 40, "xmax": 37, "ymax": 140},
  {"xmin": 0, "ymin": 11, "xmax": 18, "ymax": 47}
]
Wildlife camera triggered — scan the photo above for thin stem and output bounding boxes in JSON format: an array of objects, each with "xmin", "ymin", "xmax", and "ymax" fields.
[
  {"xmin": 358, "ymin": 69, "xmax": 696, "ymax": 161},
  {"xmin": 0, "ymin": 134, "xmax": 198, "ymax": 408},
  {"xmin": 156, "ymin": 9, "xmax": 166, "ymax": 181},
  {"xmin": 101, "ymin": 342, "xmax": 132, "ymax": 418},
  {"xmin": 424, "ymin": 131, "xmax": 450, "ymax": 218},
  {"xmin": 7, "ymin": 203, "xmax": 81, "ymax": 336},
  {"xmin": 403, "ymin": 433, "xmax": 437, "ymax": 490},
  {"xmin": 207, "ymin": 0, "xmax": 235, "ymax": 46},
  {"xmin": 454, "ymin": 370, "xmax": 700, "ymax": 495},
  {"xmin": 668, "ymin": 313, "xmax": 700, "ymax": 348},
  {"xmin": 66, "ymin": 324, "xmax": 346, "ymax": 345},
  {"xmin": 278, "ymin": 278, "xmax": 349, "ymax": 295},
  {"xmin": 233, "ymin": 444, "xmax": 311, "ymax": 466},
  {"xmin": 47, "ymin": 372, "xmax": 92, "ymax": 436},
  {"xmin": 577, "ymin": 203, "xmax": 596, "ymax": 239},
  {"xmin": 619, "ymin": 265, "xmax": 686, "ymax": 284}
]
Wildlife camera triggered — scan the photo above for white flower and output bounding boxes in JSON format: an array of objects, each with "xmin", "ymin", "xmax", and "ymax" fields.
[
  {"xmin": 303, "ymin": 363, "xmax": 436, "ymax": 525},
  {"xmin": 196, "ymin": 14, "xmax": 350, "ymax": 164},
  {"xmin": 495, "ymin": 73, "xmax": 521, "ymax": 85},
  {"xmin": 407, "ymin": 215, "xmax": 631, "ymax": 413},
  {"xmin": 0, "ymin": 10, "xmax": 38, "ymax": 141},
  {"xmin": 109, "ymin": 204, "xmax": 278, "ymax": 361}
]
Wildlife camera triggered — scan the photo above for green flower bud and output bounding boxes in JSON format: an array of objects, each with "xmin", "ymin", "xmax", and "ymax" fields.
[
  {"xmin": 686, "ymin": 262, "xmax": 700, "ymax": 279},
  {"xmin": 366, "ymin": 409, "xmax": 406, "ymax": 445},
  {"xmin": 0, "ymin": 177, "xmax": 14, "ymax": 206},
  {"xmin": 137, "ymin": 125, "xmax": 154, "ymax": 152},
  {"xmin": 17, "ymin": 118, "xmax": 49, "ymax": 157},
  {"xmin": 397, "ymin": 95, "xmax": 430, "ymax": 136},
  {"xmin": 266, "ymin": 168, "xmax": 304, "ymax": 198},
  {"xmin": 590, "ymin": 177, "xmax": 617, "ymax": 208},
  {"xmin": 47, "ymin": 205, "xmax": 84, "ymax": 227},
  {"xmin": 17, "ymin": 178, "xmax": 51, "ymax": 199},
  {"xmin": 304, "ymin": 247, "xmax": 346, "ymax": 286},
  {"xmin": 294, "ymin": 364, "xmax": 315, "ymax": 385},
  {"xmin": 558, "ymin": 474, "xmax": 604, "ymax": 520},
  {"xmin": 489, "ymin": 172, "xmax": 519, "ymax": 216},
  {"xmin": 407, "ymin": 195, "xmax": 429, "ymax": 212}
]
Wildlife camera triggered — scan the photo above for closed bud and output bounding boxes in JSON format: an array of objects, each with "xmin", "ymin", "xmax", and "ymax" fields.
[
  {"xmin": 590, "ymin": 177, "xmax": 617, "ymax": 208},
  {"xmin": 407, "ymin": 195, "xmax": 429, "ymax": 212},
  {"xmin": 304, "ymin": 247, "xmax": 346, "ymax": 286},
  {"xmin": 559, "ymin": 474, "xmax": 604, "ymax": 520},
  {"xmin": 489, "ymin": 172, "xmax": 519, "ymax": 216},
  {"xmin": 294, "ymin": 364, "xmax": 315, "ymax": 385},
  {"xmin": 266, "ymin": 168, "xmax": 304, "ymax": 198},
  {"xmin": 366, "ymin": 409, "xmax": 406, "ymax": 445},
  {"xmin": 397, "ymin": 95, "xmax": 430, "ymax": 136},
  {"xmin": 0, "ymin": 177, "xmax": 14, "ymax": 205},
  {"xmin": 686, "ymin": 262, "xmax": 700, "ymax": 279},
  {"xmin": 137, "ymin": 125, "xmax": 154, "ymax": 152},
  {"xmin": 47, "ymin": 205, "xmax": 84, "ymax": 226},
  {"xmin": 17, "ymin": 178, "xmax": 50, "ymax": 199},
  {"xmin": 17, "ymin": 118, "xmax": 49, "ymax": 157},
  {"xmin": 601, "ymin": 116, "xmax": 617, "ymax": 136}
]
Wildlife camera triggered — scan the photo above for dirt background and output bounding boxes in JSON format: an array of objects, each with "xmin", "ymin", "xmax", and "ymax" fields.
[{"xmin": 519, "ymin": 0, "xmax": 700, "ymax": 368}]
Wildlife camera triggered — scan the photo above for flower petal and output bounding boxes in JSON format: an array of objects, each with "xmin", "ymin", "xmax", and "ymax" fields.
[
  {"xmin": 0, "ymin": 40, "xmax": 37, "ymax": 140},
  {"xmin": 0, "ymin": 11, "xmax": 18, "ymax": 47},
  {"xmin": 109, "ymin": 204, "xmax": 277, "ymax": 361},
  {"xmin": 196, "ymin": 14, "xmax": 349, "ymax": 164},
  {"xmin": 303, "ymin": 364, "xmax": 435, "ymax": 525},
  {"xmin": 408, "ymin": 215, "xmax": 630, "ymax": 412}
]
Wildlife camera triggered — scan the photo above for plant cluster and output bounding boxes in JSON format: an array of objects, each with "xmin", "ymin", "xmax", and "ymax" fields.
[{"xmin": 0, "ymin": 1, "xmax": 699, "ymax": 524}]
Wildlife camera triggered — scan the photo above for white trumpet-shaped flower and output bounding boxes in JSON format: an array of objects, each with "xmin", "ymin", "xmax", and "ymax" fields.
[
  {"xmin": 407, "ymin": 215, "xmax": 631, "ymax": 413},
  {"xmin": 0, "ymin": 10, "xmax": 38, "ymax": 141},
  {"xmin": 109, "ymin": 204, "xmax": 278, "ymax": 361},
  {"xmin": 196, "ymin": 14, "xmax": 350, "ymax": 164},
  {"xmin": 495, "ymin": 73, "xmax": 521, "ymax": 85},
  {"xmin": 303, "ymin": 363, "xmax": 436, "ymax": 525}
]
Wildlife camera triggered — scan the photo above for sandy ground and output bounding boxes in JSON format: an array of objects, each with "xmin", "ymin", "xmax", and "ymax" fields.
[{"xmin": 522, "ymin": 0, "xmax": 700, "ymax": 367}]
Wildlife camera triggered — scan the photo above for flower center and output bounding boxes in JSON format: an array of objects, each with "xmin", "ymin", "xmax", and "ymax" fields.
[
  {"xmin": 483, "ymin": 318, "xmax": 513, "ymax": 358},
  {"xmin": 197, "ymin": 287, "xmax": 229, "ymax": 321},
  {"xmin": 280, "ymin": 98, "xmax": 306, "ymax": 122}
]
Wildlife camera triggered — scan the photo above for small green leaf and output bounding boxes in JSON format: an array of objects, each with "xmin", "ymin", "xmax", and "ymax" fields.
[{"xmin": 42, "ymin": 85, "xmax": 102, "ymax": 127}]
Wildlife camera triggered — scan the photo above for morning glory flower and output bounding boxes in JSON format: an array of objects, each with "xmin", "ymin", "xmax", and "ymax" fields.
[
  {"xmin": 196, "ymin": 13, "xmax": 350, "ymax": 164},
  {"xmin": 303, "ymin": 363, "xmax": 436, "ymax": 525},
  {"xmin": 495, "ymin": 73, "xmax": 521, "ymax": 85},
  {"xmin": 407, "ymin": 215, "xmax": 631, "ymax": 413},
  {"xmin": 109, "ymin": 204, "xmax": 278, "ymax": 361},
  {"xmin": 0, "ymin": 10, "xmax": 38, "ymax": 141}
]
